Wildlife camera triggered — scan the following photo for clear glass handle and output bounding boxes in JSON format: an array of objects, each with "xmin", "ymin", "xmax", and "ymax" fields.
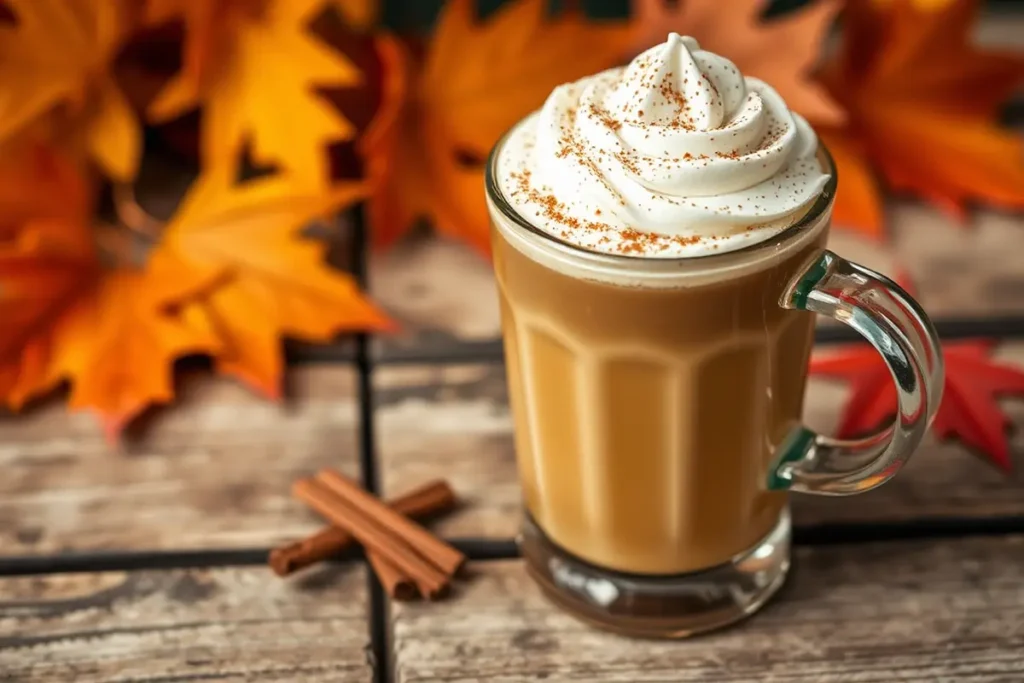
[{"xmin": 768, "ymin": 250, "xmax": 945, "ymax": 495}]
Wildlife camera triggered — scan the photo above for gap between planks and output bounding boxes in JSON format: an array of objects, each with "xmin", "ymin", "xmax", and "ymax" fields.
[
  {"xmin": 350, "ymin": 204, "xmax": 392, "ymax": 683},
  {"xmin": 7, "ymin": 520, "xmax": 1024, "ymax": 577},
  {"xmin": 285, "ymin": 315, "xmax": 1024, "ymax": 367}
]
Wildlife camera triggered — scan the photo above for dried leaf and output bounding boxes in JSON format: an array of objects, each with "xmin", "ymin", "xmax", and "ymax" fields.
[
  {"xmin": 820, "ymin": 0, "xmax": 1024, "ymax": 233},
  {"xmin": 0, "ymin": 0, "xmax": 142, "ymax": 180},
  {"xmin": 362, "ymin": 0, "xmax": 632, "ymax": 254},
  {"xmin": 631, "ymin": 0, "xmax": 844, "ymax": 125},
  {"xmin": 0, "ymin": 143, "xmax": 98, "ymax": 408},
  {"xmin": 0, "ymin": 147, "xmax": 220, "ymax": 433},
  {"xmin": 46, "ymin": 269, "xmax": 221, "ymax": 438},
  {"xmin": 148, "ymin": 0, "xmax": 361, "ymax": 190},
  {"xmin": 810, "ymin": 340, "xmax": 1024, "ymax": 473},
  {"xmin": 149, "ymin": 166, "xmax": 393, "ymax": 397}
]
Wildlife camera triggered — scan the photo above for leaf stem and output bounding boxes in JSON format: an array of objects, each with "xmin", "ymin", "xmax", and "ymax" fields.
[{"xmin": 113, "ymin": 183, "xmax": 164, "ymax": 241}]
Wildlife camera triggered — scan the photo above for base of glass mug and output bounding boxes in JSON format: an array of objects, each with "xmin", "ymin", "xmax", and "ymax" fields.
[{"xmin": 518, "ymin": 508, "xmax": 792, "ymax": 639}]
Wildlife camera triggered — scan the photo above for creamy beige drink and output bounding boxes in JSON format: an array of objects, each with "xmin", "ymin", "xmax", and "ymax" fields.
[
  {"xmin": 487, "ymin": 33, "xmax": 942, "ymax": 638},
  {"xmin": 491, "ymin": 34, "xmax": 829, "ymax": 575},
  {"xmin": 494, "ymin": 223, "xmax": 825, "ymax": 574}
]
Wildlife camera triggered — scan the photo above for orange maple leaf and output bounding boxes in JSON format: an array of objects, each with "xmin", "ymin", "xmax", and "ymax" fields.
[
  {"xmin": 0, "ymin": 0, "xmax": 143, "ymax": 181},
  {"xmin": 0, "ymin": 143, "xmax": 218, "ymax": 434},
  {"xmin": 631, "ymin": 0, "xmax": 845, "ymax": 125},
  {"xmin": 44, "ymin": 269, "xmax": 221, "ymax": 438},
  {"xmin": 147, "ymin": 0, "xmax": 361, "ymax": 190},
  {"xmin": 149, "ymin": 166, "xmax": 393, "ymax": 398},
  {"xmin": 0, "ymin": 143, "xmax": 98, "ymax": 407},
  {"xmin": 362, "ymin": 0, "xmax": 633, "ymax": 255},
  {"xmin": 820, "ymin": 0, "xmax": 1024, "ymax": 236}
]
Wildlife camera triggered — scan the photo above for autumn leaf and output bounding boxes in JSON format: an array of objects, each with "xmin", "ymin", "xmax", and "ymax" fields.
[
  {"xmin": 810, "ymin": 340, "xmax": 1024, "ymax": 473},
  {"xmin": 0, "ymin": 142, "xmax": 218, "ymax": 434},
  {"xmin": 143, "ymin": 0, "xmax": 264, "ymax": 108},
  {"xmin": 0, "ymin": 0, "xmax": 143, "ymax": 181},
  {"xmin": 631, "ymin": 0, "xmax": 845, "ymax": 125},
  {"xmin": 362, "ymin": 0, "xmax": 633, "ymax": 254},
  {"xmin": 45, "ymin": 269, "xmax": 221, "ymax": 438},
  {"xmin": 0, "ymin": 143, "xmax": 98, "ymax": 408},
  {"xmin": 329, "ymin": 0, "xmax": 377, "ymax": 30},
  {"xmin": 820, "ymin": 0, "xmax": 1024, "ymax": 236},
  {"xmin": 148, "ymin": 166, "xmax": 393, "ymax": 397},
  {"xmin": 817, "ymin": 127, "xmax": 884, "ymax": 240},
  {"xmin": 148, "ymin": 0, "xmax": 361, "ymax": 190},
  {"xmin": 361, "ymin": 35, "xmax": 427, "ymax": 250}
]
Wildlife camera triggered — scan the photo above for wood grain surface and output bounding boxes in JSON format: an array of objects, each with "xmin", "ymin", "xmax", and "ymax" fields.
[
  {"xmin": 391, "ymin": 537, "xmax": 1024, "ymax": 682},
  {"xmin": 0, "ymin": 565, "xmax": 372, "ymax": 682},
  {"xmin": 374, "ymin": 345, "xmax": 1024, "ymax": 539},
  {"xmin": 376, "ymin": 364, "xmax": 517, "ymax": 539},
  {"xmin": 0, "ymin": 366, "xmax": 361, "ymax": 555},
  {"xmin": 370, "ymin": 206, "xmax": 1024, "ymax": 359}
]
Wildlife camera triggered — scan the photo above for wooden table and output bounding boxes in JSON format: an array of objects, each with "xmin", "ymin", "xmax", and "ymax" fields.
[{"xmin": 2, "ymin": 199, "xmax": 1024, "ymax": 682}]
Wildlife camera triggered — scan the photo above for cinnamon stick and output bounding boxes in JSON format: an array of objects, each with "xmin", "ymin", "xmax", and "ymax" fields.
[
  {"xmin": 270, "ymin": 480, "xmax": 456, "ymax": 576},
  {"xmin": 369, "ymin": 554, "xmax": 419, "ymax": 601},
  {"xmin": 293, "ymin": 478, "xmax": 449, "ymax": 597},
  {"xmin": 315, "ymin": 468, "xmax": 467, "ymax": 577}
]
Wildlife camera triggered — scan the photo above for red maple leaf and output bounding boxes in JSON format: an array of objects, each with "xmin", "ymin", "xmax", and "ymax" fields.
[{"xmin": 810, "ymin": 340, "xmax": 1024, "ymax": 472}]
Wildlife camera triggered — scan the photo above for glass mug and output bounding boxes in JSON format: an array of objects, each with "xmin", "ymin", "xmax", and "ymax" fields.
[{"xmin": 485, "ymin": 129, "xmax": 944, "ymax": 638}]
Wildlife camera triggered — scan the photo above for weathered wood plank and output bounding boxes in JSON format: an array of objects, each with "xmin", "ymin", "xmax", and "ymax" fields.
[
  {"xmin": 369, "ymin": 235, "xmax": 501, "ymax": 359},
  {"xmin": 0, "ymin": 565, "xmax": 372, "ymax": 682},
  {"xmin": 376, "ymin": 364, "xmax": 518, "ymax": 538},
  {"xmin": 391, "ymin": 538, "xmax": 1024, "ymax": 682},
  {"xmin": 830, "ymin": 205, "xmax": 1024, "ymax": 319},
  {"xmin": 374, "ymin": 345, "xmax": 1024, "ymax": 538},
  {"xmin": 370, "ymin": 207, "xmax": 1024, "ymax": 359},
  {"xmin": 0, "ymin": 366, "xmax": 361, "ymax": 555}
]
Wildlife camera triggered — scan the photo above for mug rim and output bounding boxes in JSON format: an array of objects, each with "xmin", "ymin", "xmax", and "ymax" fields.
[{"xmin": 484, "ymin": 117, "xmax": 839, "ymax": 269}]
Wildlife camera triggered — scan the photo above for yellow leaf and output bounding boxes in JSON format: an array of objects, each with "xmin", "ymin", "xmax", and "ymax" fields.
[
  {"xmin": 199, "ymin": 280, "xmax": 285, "ymax": 397},
  {"xmin": 84, "ymin": 75, "xmax": 143, "ymax": 181},
  {"xmin": 0, "ymin": 0, "xmax": 142, "ymax": 180},
  {"xmin": 149, "ymin": 166, "xmax": 392, "ymax": 397},
  {"xmin": 149, "ymin": 0, "xmax": 361, "ymax": 190}
]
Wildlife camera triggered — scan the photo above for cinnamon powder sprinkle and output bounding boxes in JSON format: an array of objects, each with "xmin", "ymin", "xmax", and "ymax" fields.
[
  {"xmin": 510, "ymin": 166, "xmax": 708, "ymax": 256},
  {"xmin": 511, "ymin": 169, "xmax": 611, "ymax": 235},
  {"xmin": 588, "ymin": 103, "xmax": 621, "ymax": 132},
  {"xmin": 614, "ymin": 150, "xmax": 641, "ymax": 176},
  {"xmin": 617, "ymin": 227, "xmax": 702, "ymax": 255}
]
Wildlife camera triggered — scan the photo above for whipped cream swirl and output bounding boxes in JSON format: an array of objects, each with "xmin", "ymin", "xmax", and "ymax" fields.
[{"xmin": 497, "ymin": 33, "xmax": 830, "ymax": 257}]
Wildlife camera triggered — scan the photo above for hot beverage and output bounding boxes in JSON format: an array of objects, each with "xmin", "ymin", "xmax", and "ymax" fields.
[{"xmin": 487, "ymin": 34, "xmax": 943, "ymax": 637}]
